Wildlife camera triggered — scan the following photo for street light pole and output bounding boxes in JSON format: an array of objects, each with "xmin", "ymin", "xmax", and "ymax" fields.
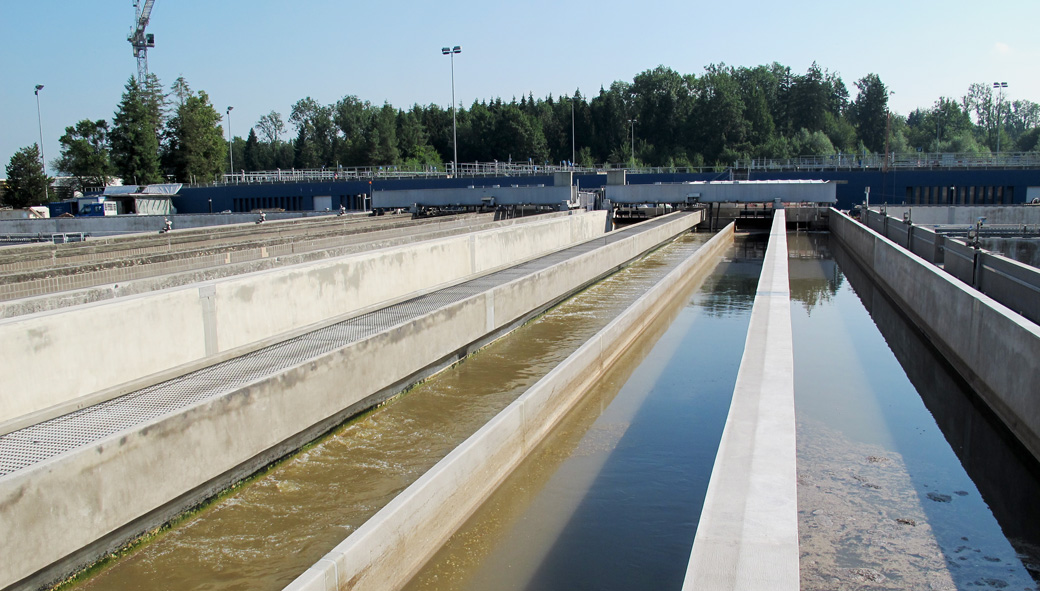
[
  {"xmin": 441, "ymin": 45, "xmax": 461, "ymax": 177},
  {"xmin": 570, "ymin": 96, "xmax": 575, "ymax": 165},
  {"xmin": 226, "ymin": 106, "xmax": 234, "ymax": 182},
  {"xmin": 627, "ymin": 118, "xmax": 638, "ymax": 166},
  {"xmin": 34, "ymin": 84, "xmax": 49, "ymax": 201},
  {"xmin": 993, "ymin": 82, "xmax": 1008, "ymax": 155}
]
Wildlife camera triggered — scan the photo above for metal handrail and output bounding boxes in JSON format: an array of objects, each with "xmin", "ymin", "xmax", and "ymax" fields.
[{"xmin": 740, "ymin": 152, "xmax": 1040, "ymax": 172}]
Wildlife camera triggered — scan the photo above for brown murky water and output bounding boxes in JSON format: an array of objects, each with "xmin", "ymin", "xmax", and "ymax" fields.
[
  {"xmin": 67, "ymin": 232, "xmax": 714, "ymax": 591},
  {"xmin": 404, "ymin": 236, "xmax": 764, "ymax": 591}
]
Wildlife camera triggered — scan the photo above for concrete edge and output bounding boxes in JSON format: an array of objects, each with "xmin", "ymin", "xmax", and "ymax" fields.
[
  {"xmin": 0, "ymin": 211, "xmax": 609, "ymax": 430},
  {"xmin": 0, "ymin": 212, "xmax": 559, "ymax": 319},
  {"xmin": 0, "ymin": 212, "xmax": 695, "ymax": 590},
  {"xmin": 280, "ymin": 222, "xmax": 735, "ymax": 591},
  {"xmin": 829, "ymin": 209, "xmax": 1040, "ymax": 463},
  {"xmin": 0, "ymin": 212, "xmax": 606, "ymax": 437},
  {"xmin": 682, "ymin": 210, "xmax": 800, "ymax": 591}
]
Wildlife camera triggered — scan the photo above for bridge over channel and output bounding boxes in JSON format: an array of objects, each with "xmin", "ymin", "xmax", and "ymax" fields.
[{"xmin": 0, "ymin": 201, "xmax": 1037, "ymax": 590}]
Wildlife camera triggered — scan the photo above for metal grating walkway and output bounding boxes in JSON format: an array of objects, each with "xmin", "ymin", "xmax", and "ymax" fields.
[{"xmin": 0, "ymin": 214, "xmax": 691, "ymax": 478}]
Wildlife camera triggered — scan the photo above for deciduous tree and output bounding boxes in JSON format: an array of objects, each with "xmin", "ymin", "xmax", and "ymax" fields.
[{"xmin": 55, "ymin": 119, "xmax": 113, "ymax": 192}]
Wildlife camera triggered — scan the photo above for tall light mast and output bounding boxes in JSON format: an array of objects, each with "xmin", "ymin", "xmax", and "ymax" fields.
[{"xmin": 129, "ymin": 0, "xmax": 156, "ymax": 83}]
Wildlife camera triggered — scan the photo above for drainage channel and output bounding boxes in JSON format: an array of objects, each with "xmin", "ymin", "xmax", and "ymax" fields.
[
  {"xmin": 401, "ymin": 234, "xmax": 766, "ymax": 591},
  {"xmin": 790, "ymin": 232, "xmax": 1040, "ymax": 589},
  {"xmin": 54, "ymin": 226, "xmax": 715, "ymax": 591},
  {"xmin": 0, "ymin": 214, "xmax": 689, "ymax": 478}
]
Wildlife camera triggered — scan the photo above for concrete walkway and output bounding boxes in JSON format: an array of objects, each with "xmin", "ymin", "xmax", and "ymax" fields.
[{"xmin": 682, "ymin": 210, "xmax": 799, "ymax": 590}]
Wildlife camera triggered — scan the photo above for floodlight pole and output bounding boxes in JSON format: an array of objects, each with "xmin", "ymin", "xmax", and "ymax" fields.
[
  {"xmin": 993, "ymin": 82, "xmax": 1008, "ymax": 155},
  {"xmin": 628, "ymin": 119, "xmax": 638, "ymax": 166},
  {"xmin": 34, "ymin": 84, "xmax": 48, "ymax": 201},
  {"xmin": 226, "ymin": 106, "xmax": 234, "ymax": 182},
  {"xmin": 442, "ymin": 45, "xmax": 461, "ymax": 177}
]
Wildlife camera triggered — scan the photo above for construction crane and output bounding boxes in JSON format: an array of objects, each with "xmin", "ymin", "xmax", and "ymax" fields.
[{"xmin": 128, "ymin": 0, "xmax": 156, "ymax": 83}]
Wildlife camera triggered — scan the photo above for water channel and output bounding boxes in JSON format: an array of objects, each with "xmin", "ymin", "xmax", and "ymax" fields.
[
  {"xmin": 61, "ymin": 227, "xmax": 1040, "ymax": 591},
  {"xmin": 790, "ymin": 232, "xmax": 1040, "ymax": 590},
  {"xmin": 403, "ymin": 236, "xmax": 765, "ymax": 591},
  {"xmin": 64, "ymin": 230, "xmax": 720, "ymax": 591}
]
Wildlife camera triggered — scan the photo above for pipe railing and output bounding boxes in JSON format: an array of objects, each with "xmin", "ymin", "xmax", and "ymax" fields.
[{"xmin": 741, "ymin": 152, "xmax": 1040, "ymax": 172}]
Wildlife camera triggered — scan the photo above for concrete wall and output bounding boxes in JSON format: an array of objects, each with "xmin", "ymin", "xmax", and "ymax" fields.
[
  {"xmin": 374, "ymin": 185, "xmax": 575, "ymax": 208},
  {"xmin": 0, "ymin": 212, "xmax": 607, "ymax": 431},
  {"xmin": 0, "ymin": 215, "xmax": 517, "ymax": 314},
  {"xmin": 682, "ymin": 210, "xmax": 799, "ymax": 591},
  {"xmin": 830, "ymin": 210, "xmax": 1040, "ymax": 464},
  {"xmin": 881, "ymin": 205, "xmax": 1040, "ymax": 226},
  {"xmin": 0, "ymin": 211, "xmax": 699, "ymax": 591},
  {"xmin": 282, "ymin": 223, "xmax": 734, "ymax": 591},
  {"xmin": 606, "ymin": 180, "xmax": 836, "ymax": 204},
  {"xmin": 0, "ymin": 211, "xmax": 337, "ymax": 236},
  {"xmin": 863, "ymin": 208, "xmax": 1040, "ymax": 325}
]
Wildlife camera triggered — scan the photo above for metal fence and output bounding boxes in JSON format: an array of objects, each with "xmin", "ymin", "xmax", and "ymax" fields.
[
  {"xmin": 209, "ymin": 161, "xmax": 733, "ymax": 188},
  {"xmin": 741, "ymin": 152, "xmax": 1040, "ymax": 172}
]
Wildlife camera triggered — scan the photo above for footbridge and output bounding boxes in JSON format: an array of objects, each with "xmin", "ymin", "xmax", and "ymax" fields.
[{"xmin": 1, "ymin": 199, "xmax": 1038, "ymax": 590}]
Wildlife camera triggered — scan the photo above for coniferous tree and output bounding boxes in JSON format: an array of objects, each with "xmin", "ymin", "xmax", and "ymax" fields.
[
  {"xmin": 110, "ymin": 77, "xmax": 163, "ymax": 184},
  {"xmin": 165, "ymin": 87, "xmax": 227, "ymax": 183},
  {"xmin": 4, "ymin": 145, "xmax": 52, "ymax": 208}
]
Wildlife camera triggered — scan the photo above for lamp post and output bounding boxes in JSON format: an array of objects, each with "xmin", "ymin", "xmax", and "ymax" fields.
[
  {"xmin": 993, "ymin": 82, "xmax": 1008, "ymax": 155},
  {"xmin": 441, "ymin": 45, "xmax": 461, "ymax": 177},
  {"xmin": 627, "ymin": 118, "xmax": 638, "ymax": 166},
  {"xmin": 34, "ymin": 84, "xmax": 48, "ymax": 201},
  {"xmin": 565, "ymin": 95, "xmax": 575, "ymax": 166},
  {"xmin": 226, "ymin": 106, "xmax": 234, "ymax": 182}
]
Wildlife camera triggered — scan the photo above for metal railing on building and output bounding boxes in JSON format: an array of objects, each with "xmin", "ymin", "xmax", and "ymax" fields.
[{"xmin": 740, "ymin": 152, "xmax": 1040, "ymax": 172}]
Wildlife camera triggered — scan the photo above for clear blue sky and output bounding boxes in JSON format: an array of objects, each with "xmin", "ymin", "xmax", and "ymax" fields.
[{"xmin": 2, "ymin": 0, "xmax": 1037, "ymax": 172}]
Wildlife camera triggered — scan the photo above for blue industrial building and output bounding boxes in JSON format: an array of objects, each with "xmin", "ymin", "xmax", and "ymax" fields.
[{"xmin": 173, "ymin": 168, "xmax": 1040, "ymax": 213}]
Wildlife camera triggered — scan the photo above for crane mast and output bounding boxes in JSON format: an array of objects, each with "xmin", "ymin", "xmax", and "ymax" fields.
[{"xmin": 128, "ymin": 0, "xmax": 156, "ymax": 83}]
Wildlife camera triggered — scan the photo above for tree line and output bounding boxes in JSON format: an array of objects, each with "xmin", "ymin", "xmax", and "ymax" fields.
[{"xmin": 4, "ymin": 62, "xmax": 1040, "ymax": 208}]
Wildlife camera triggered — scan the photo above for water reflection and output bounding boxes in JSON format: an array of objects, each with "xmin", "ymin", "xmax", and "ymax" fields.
[
  {"xmin": 833, "ymin": 238, "xmax": 1040, "ymax": 581},
  {"xmin": 406, "ymin": 236, "xmax": 762, "ymax": 591},
  {"xmin": 792, "ymin": 233, "xmax": 1039, "ymax": 589},
  {"xmin": 68, "ymin": 233, "xmax": 714, "ymax": 591}
]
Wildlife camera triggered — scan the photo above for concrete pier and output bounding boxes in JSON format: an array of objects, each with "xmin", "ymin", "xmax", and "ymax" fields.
[
  {"xmin": 0, "ymin": 211, "xmax": 700, "ymax": 591},
  {"xmin": 282, "ymin": 224, "xmax": 735, "ymax": 591},
  {"xmin": 682, "ymin": 210, "xmax": 800, "ymax": 590}
]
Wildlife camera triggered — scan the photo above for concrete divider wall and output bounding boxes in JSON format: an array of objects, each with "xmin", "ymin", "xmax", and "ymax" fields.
[
  {"xmin": 0, "ymin": 213, "xmax": 566, "ymax": 318},
  {"xmin": 0, "ymin": 211, "xmax": 694, "ymax": 591},
  {"xmin": 909, "ymin": 224, "xmax": 943, "ymax": 264},
  {"xmin": 283, "ymin": 222, "xmax": 733, "ymax": 591},
  {"xmin": 682, "ymin": 210, "xmax": 799, "ymax": 591},
  {"xmin": 872, "ymin": 209, "xmax": 1040, "ymax": 325},
  {"xmin": 880, "ymin": 205, "xmax": 1040, "ymax": 226},
  {"xmin": 830, "ymin": 210, "xmax": 1040, "ymax": 462},
  {"xmin": 976, "ymin": 251, "xmax": 1040, "ymax": 323},
  {"xmin": 0, "ymin": 211, "xmax": 607, "ymax": 428},
  {"xmin": 943, "ymin": 238, "xmax": 976, "ymax": 284}
]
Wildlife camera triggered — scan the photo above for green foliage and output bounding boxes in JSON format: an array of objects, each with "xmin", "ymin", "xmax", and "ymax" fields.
[
  {"xmin": 56, "ymin": 119, "xmax": 113, "ymax": 192},
  {"xmin": 791, "ymin": 128, "xmax": 836, "ymax": 156},
  {"xmin": 243, "ymin": 128, "xmax": 261, "ymax": 171},
  {"xmin": 4, "ymin": 145, "xmax": 52, "ymax": 208},
  {"xmin": 110, "ymin": 77, "xmax": 163, "ymax": 184},
  {"xmin": 849, "ymin": 73, "xmax": 889, "ymax": 153},
  {"xmin": 165, "ymin": 88, "xmax": 227, "ymax": 182},
  {"xmin": 62, "ymin": 61, "xmax": 1040, "ymax": 182}
]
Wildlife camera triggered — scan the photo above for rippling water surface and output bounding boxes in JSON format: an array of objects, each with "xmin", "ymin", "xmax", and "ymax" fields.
[{"xmin": 70, "ymin": 231, "xmax": 714, "ymax": 591}]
